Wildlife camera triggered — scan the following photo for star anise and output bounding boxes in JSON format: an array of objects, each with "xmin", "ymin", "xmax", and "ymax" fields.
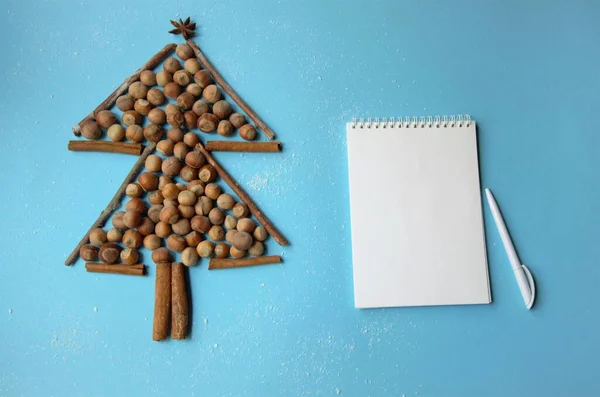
[{"xmin": 169, "ymin": 17, "xmax": 196, "ymax": 40}]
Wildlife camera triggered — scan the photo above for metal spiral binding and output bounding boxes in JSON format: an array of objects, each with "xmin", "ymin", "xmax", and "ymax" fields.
[{"xmin": 350, "ymin": 114, "xmax": 472, "ymax": 129}]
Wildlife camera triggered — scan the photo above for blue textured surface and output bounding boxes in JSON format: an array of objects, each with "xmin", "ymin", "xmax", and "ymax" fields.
[{"xmin": 1, "ymin": 1, "xmax": 599, "ymax": 396}]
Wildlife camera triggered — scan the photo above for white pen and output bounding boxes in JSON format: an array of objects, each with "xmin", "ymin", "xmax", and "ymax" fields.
[{"xmin": 485, "ymin": 189, "xmax": 536, "ymax": 309}]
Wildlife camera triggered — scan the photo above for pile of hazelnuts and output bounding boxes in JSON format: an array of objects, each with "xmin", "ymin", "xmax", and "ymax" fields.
[{"xmin": 78, "ymin": 43, "xmax": 259, "ymax": 142}]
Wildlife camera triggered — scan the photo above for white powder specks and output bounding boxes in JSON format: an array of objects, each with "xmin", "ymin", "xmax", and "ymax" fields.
[
  {"xmin": 8, "ymin": 309, "xmax": 12, "ymax": 314},
  {"xmin": 93, "ymin": 306, "xmax": 98, "ymax": 312},
  {"xmin": 247, "ymin": 174, "xmax": 268, "ymax": 192}
]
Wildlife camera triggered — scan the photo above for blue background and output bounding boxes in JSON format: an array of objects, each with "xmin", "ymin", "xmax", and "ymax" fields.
[{"xmin": 1, "ymin": 0, "xmax": 599, "ymax": 396}]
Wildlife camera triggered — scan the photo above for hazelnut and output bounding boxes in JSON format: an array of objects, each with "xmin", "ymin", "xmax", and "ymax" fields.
[
  {"xmin": 195, "ymin": 196, "xmax": 213, "ymax": 216},
  {"xmin": 178, "ymin": 204, "xmax": 195, "ymax": 219},
  {"xmin": 248, "ymin": 241, "xmax": 264, "ymax": 256},
  {"xmin": 120, "ymin": 248, "xmax": 139, "ymax": 265},
  {"xmin": 199, "ymin": 164, "xmax": 217, "ymax": 182},
  {"xmin": 159, "ymin": 176, "xmax": 174, "ymax": 190},
  {"xmin": 233, "ymin": 231, "xmax": 253, "ymax": 251},
  {"xmin": 163, "ymin": 198, "xmax": 178, "ymax": 208},
  {"xmin": 151, "ymin": 247, "xmax": 171, "ymax": 263},
  {"xmin": 253, "ymin": 226, "xmax": 268, "ymax": 242},
  {"xmin": 226, "ymin": 229, "xmax": 238, "ymax": 243},
  {"xmin": 116, "ymin": 95, "xmax": 135, "ymax": 111},
  {"xmin": 144, "ymin": 234, "xmax": 162, "ymax": 250},
  {"xmin": 181, "ymin": 247, "xmax": 199, "ymax": 267},
  {"xmin": 156, "ymin": 70, "xmax": 172, "ymax": 87},
  {"xmin": 188, "ymin": 180, "xmax": 205, "ymax": 196},
  {"xmin": 126, "ymin": 198, "xmax": 146, "ymax": 213},
  {"xmin": 155, "ymin": 221, "xmax": 172, "ymax": 238},
  {"xmin": 174, "ymin": 141, "xmax": 190, "ymax": 159},
  {"xmin": 148, "ymin": 190, "xmax": 164, "ymax": 205},
  {"xmin": 147, "ymin": 88, "xmax": 165, "ymax": 106},
  {"xmin": 143, "ymin": 124, "xmax": 164, "ymax": 142},
  {"xmin": 224, "ymin": 215, "xmax": 238, "ymax": 230},
  {"xmin": 167, "ymin": 234, "xmax": 186, "ymax": 252},
  {"xmin": 202, "ymin": 84, "xmax": 221, "ymax": 104},
  {"xmin": 164, "ymin": 82, "xmax": 182, "ymax": 98},
  {"xmin": 232, "ymin": 203, "xmax": 249, "ymax": 218},
  {"xmin": 239, "ymin": 124, "xmax": 257, "ymax": 141},
  {"xmin": 148, "ymin": 108, "xmax": 166, "ymax": 125},
  {"xmin": 167, "ymin": 109, "xmax": 185, "ymax": 127},
  {"xmin": 137, "ymin": 217, "xmax": 155, "ymax": 236},
  {"xmin": 126, "ymin": 183, "xmax": 144, "ymax": 198},
  {"xmin": 208, "ymin": 225, "xmax": 225, "ymax": 241},
  {"xmin": 112, "ymin": 211, "xmax": 126, "ymax": 230},
  {"xmin": 176, "ymin": 43, "xmax": 194, "ymax": 60},
  {"xmin": 99, "ymin": 243, "xmax": 122, "ymax": 264},
  {"xmin": 122, "ymin": 110, "xmax": 143, "ymax": 127},
  {"xmin": 194, "ymin": 69, "xmax": 213, "ymax": 88},
  {"xmin": 184, "ymin": 151, "xmax": 204, "ymax": 169},
  {"xmin": 163, "ymin": 57, "xmax": 181, "ymax": 73},
  {"xmin": 229, "ymin": 113, "xmax": 246, "ymax": 129},
  {"xmin": 237, "ymin": 218, "xmax": 256, "ymax": 233},
  {"xmin": 173, "ymin": 70, "xmax": 192, "ymax": 86},
  {"xmin": 159, "ymin": 206, "xmax": 180, "ymax": 224},
  {"xmin": 172, "ymin": 218, "xmax": 191, "ymax": 235},
  {"xmin": 192, "ymin": 99, "xmax": 210, "ymax": 116},
  {"xmin": 107, "ymin": 124, "xmax": 125, "ymax": 141},
  {"xmin": 145, "ymin": 155, "xmax": 162, "ymax": 172},
  {"xmin": 185, "ymin": 231, "xmax": 203, "ymax": 247},
  {"xmin": 157, "ymin": 139, "xmax": 174, "ymax": 156},
  {"xmin": 196, "ymin": 240, "xmax": 215, "ymax": 258},
  {"xmin": 138, "ymin": 172, "xmax": 159, "ymax": 192},
  {"xmin": 183, "ymin": 132, "xmax": 200, "ymax": 148},
  {"xmin": 107, "ymin": 228, "xmax": 123, "ymax": 243},
  {"xmin": 162, "ymin": 183, "xmax": 180, "ymax": 199},
  {"xmin": 191, "ymin": 215, "xmax": 211, "ymax": 233},
  {"xmin": 178, "ymin": 190, "xmax": 197, "ymax": 206},
  {"xmin": 212, "ymin": 100, "xmax": 232, "ymax": 119},
  {"xmin": 217, "ymin": 194, "xmax": 235, "ymax": 210},
  {"xmin": 125, "ymin": 124, "xmax": 144, "ymax": 142},
  {"xmin": 123, "ymin": 210, "xmax": 142, "ymax": 228},
  {"xmin": 180, "ymin": 166, "xmax": 197, "ymax": 182},
  {"xmin": 208, "ymin": 207, "xmax": 225, "ymax": 225},
  {"xmin": 148, "ymin": 204, "xmax": 164, "ymax": 223},
  {"xmin": 197, "ymin": 113, "xmax": 219, "ymax": 132},
  {"xmin": 80, "ymin": 120, "xmax": 101, "ymax": 139},
  {"xmin": 134, "ymin": 99, "xmax": 152, "ymax": 115},
  {"xmin": 140, "ymin": 70, "xmax": 156, "ymax": 86},
  {"xmin": 129, "ymin": 82, "xmax": 149, "ymax": 99},
  {"xmin": 95, "ymin": 110, "xmax": 117, "ymax": 129},
  {"xmin": 214, "ymin": 243, "xmax": 230, "ymax": 259},
  {"xmin": 162, "ymin": 157, "xmax": 182, "ymax": 176},
  {"xmin": 217, "ymin": 120, "xmax": 234, "ymax": 136},
  {"xmin": 184, "ymin": 111, "xmax": 198, "ymax": 129},
  {"xmin": 205, "ymin": 183, "xmax": 222, "ymax": 200},
  {"xmin": 89, "ymin": 228, "xmax": 107, "ymax": 246},
  {"xmin": 184, "ymin": 58, "xmax": 201, "ymax": 74},
  {"xmin": 165, "ymin": 103, "xmax": 179, "ymax": 115},
  {"xmin": 186, "ymin": 83, "xmax": 202, "ymax": 97},
  {"xmin": 230, "ymin": 246, "xmax": 247, "ymax": 259},
  {"xmin": 80, "ymin": 244, "xmax": 99, "ymax": 261}
]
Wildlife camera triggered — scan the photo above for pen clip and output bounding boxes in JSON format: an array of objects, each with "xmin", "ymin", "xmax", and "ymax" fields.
[{"xmin": 522, "ymin": 265, "xmax": 536, "ymax": 309}]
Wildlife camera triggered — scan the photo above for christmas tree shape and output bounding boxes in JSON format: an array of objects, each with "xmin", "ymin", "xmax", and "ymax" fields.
[{"xmin": 65, "ymin": 18, "xmax": 288, "ymax": 341}]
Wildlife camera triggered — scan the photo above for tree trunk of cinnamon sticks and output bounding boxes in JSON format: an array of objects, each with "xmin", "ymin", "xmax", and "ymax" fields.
[
  {"xmin": 153, "ymin": 262, "xmax": 171, "ymax": 341},
  {"xmin": 171, "ymin": 263, "xmax": 189, "ymax": 340}
]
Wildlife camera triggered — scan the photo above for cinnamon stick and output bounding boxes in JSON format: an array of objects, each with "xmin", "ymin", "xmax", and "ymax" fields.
[
  {"xmin": 85, "ymin": 263, "xmax": 145, "ymax": 276},
  {"xmin": 72, "ymin": 43, "xmax": 176, "ymax": 136},
  {"xmin": 171, "ymin": 263, "xmax": 189, "ymax": 340},
  {"xmin": 209, "ymin": 255, "xmax": 282, "ymax": 270},
  {"xmin": 65, "ymin": 142, "xmax": 157, "ymax": 265},
  {"xmin": 205, "ymin": 141, "xmax": 281, "ymax": 153},
  {"xmin": 68, "ymin": 140, "xmax": 143, "ymax": 155},
  {"xmin": 187, "ymin": 39, "xmax": 276, "ymax": 140},
  {"xmin": 153, "ymin": 262, "xmax": 171, "ymax": 341},
  {"xmin": 195, "ymin": 141, "xmax": 289, "ymax": 246}
]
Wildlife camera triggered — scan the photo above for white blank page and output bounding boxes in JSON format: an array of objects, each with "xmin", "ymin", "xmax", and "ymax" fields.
[{"xmin": 346, "ymin": 121, "xmax": 490, "ymax": 308}]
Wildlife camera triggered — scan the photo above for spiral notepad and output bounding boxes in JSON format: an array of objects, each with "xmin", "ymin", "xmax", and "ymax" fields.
[{"xmin": 346, "ymin": 115, "xmax": 490, "ymax": 308}]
